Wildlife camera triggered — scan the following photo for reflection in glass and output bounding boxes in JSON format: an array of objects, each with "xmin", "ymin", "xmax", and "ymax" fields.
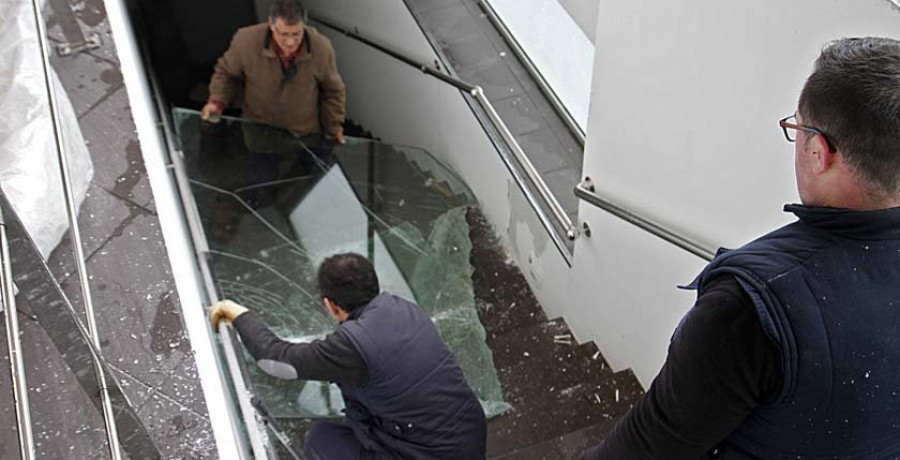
[{"xmin": 173, "ymin": 109, "xmax": 509, "ymax": 419}]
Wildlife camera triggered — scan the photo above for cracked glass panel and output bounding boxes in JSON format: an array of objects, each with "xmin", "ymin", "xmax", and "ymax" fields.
[{"xmin": 173, "ymin": 108, "xmax": 509, "ymax": 419}]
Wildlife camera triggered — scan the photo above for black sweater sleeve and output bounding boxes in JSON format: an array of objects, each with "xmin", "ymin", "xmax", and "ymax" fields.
[
  {"xmin": 233, "ymin": 311, "xmax": 368, "ymax": 387},
  {"xmin": 585, "ymin": 276, "xmax": 783, "ymax": 459}
]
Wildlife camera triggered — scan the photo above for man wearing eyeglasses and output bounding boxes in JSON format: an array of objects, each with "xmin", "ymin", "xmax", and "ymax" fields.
[
  {"xmin": 202, "ymin": 0, "xmax": 346, "ymax": 145},
  {"xmin": 586, "ymin": 37, "xmax": 900, "ymax": 459}
]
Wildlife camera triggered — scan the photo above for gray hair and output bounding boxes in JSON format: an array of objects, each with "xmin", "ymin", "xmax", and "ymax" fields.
[{"xmin": 269, "ymin": 0, "xmax": 307, "ymax": 24}]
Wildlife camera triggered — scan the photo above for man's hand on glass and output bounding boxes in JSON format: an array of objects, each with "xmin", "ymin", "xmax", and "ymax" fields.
[
  {"xmin": 201, "ymin": 101, "xmax": 224, "ymax": 123},
  {"xmin": 207, "ymin": 299, "xmax": 249, "ymax": 332},
  {"xmin": 332, "ymin": 127, "xmax": 346, "ymax": 145}
]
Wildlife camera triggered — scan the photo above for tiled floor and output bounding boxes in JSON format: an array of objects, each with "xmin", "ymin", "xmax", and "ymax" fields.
[
  {"xmin": 0, "ymin": 0, "xmax": 215, "ymax": 457},
  {"xmin": 406, "ymin": 0, "xmax": 584, "ymax": 221}
]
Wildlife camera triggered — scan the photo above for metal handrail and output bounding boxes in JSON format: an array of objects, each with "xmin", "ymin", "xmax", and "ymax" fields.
[
  {"xmin": 471, "ymin": 89, "xmax": 578, "ymax": 240},
  {"xmin": 28, "ymin": 0, "xmax": 123, "ymax": 457},
  {"xmin": 574, "ymin": 178, "xmax": 716, "ymax": 261},
  {"xmin": 477, "ymin": 0, "xmax": 586, "ymax": 147},
  {"xmin": 0, "ymin": 208, "xmax": 35, "ymax": 460},
  {"xmin": 309, "ymin": 13, "xmax": 579, "ymax": 242},
  {"xmin": 150, "ymin": 82, "xmax": 270, "ymax": 458},
  {"xmin": 310, "ymin": 15, "xmax": 477, "ymax": 93}
]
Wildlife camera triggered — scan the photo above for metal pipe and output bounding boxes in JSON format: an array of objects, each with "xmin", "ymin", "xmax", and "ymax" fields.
[
  {"xmin": 574, "ymin": 178, "xmax": 716, "ymax": 261},
  {"xmin": 0, "ymin": 209, "xmax": 36, "ymax": 460},
  {"xmin": 27, "ymin": 0, "xmax": 122, "ymax": 457},
  {"xmin": 309, "ymin": 15, "xmax": 477, "ymax": 93},
  {"xmin": 473, "ymin": 89, "xmax": 578, "ymax": 240},
  {"xmin": 477, "ymin": 0, "xmax": 586, "ymax": 147}
]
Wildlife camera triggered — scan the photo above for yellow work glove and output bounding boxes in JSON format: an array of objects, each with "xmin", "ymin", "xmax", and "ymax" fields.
[{"xmin": 206, "ymin": 299, "xmax": 249, "ymax": 332}]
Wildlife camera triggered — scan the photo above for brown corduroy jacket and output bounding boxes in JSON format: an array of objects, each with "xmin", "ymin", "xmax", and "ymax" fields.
[{"xmin": 208, "ymin": 23, "xmax": 346, "ymax": 136}]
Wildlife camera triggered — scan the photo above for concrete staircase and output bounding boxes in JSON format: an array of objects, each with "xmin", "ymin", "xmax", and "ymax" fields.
[{"xmin": 466, "ymin": 209, "xmax": 643, "ymax": 459}]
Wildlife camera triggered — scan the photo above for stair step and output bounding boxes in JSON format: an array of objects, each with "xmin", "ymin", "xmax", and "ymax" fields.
[
  {"xmin": 498, "ymin": 343, "xmax": 613, "ymax": 406},
  {"xmin": 491, "ymin": 417, "xmax": 620, "ymax": 460},
  {"xmin": 487, "ymin": 318, "xmax": 571, "ymax": 368},
  {"xmin": 487, "ymin": 370, "xmax": 642, "ymax": 457},
  {"xmin": 487, "ymin": 318, "xmax": 609, "ymax": 371},
  {"xmin": 468, "ymin": 209, "xmax": 548, "ymax": 337}
]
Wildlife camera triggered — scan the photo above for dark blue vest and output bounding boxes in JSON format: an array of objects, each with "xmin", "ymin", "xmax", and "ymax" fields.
[
  {"xmin": 689, "ymin": 205, "xmax": 900, "ymax": 459},
  {"xmin": 337, "ymin": 293, "xmax": 487, "ymax": 459}
]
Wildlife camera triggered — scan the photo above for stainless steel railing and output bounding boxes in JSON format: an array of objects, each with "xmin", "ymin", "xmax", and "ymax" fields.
[
  {"xmin": 574, "ymin": 178, "xmax": 716, "ymax": 261},
  {"xmin": 0, "ymin": 207, "xmax": 36, "ymax": 460},
  {"xmin": 148, "ymin": 76, "xmax": 272, "ymax": 458},
  {"xmin": 476, "ymin": 0, "xmax": 586, "ymax": 147},
  {"xmin": 28, "ymin": 0, "xmax": 123, "ymax": 457},
  {"xmin": 310, "ymin": 14, "xmax": 579, "ymax": 249}
]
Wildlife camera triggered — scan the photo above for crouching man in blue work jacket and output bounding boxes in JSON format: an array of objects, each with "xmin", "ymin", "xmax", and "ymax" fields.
[{"xmin": 209, "ymin": 253, "xmax": 487, "ymax": 459}]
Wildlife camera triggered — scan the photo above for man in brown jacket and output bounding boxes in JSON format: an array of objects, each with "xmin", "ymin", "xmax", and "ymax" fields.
[{"xmin": 202, "ymin": 0, "xmax": 346, "ymax": 143}]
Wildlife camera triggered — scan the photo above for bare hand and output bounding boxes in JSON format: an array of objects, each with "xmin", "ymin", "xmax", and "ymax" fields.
[
  {"xmin": 206, "ymin": 299, "xmax": 249, "ymax": 332},
  {"xmin": 201, "ymin": 102, "xmax": 223, "ymax": 122},
  {"xmin": 333, "ymin": 127, "xmax": 346, "ymax": 145}
]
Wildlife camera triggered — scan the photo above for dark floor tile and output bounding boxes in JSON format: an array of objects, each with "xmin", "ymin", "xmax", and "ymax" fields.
[
  {"xmin": 405, "ymin": 0, "xmax": 465, "ymax": 14},
  {"xmin": 455, "ymin": 56, "xmax": 524, "ymax": 100},
  {"xmin": 44, "ymin": 0, "xmax": 104, "ymax": 43},
  {"xmin": 110, "ymin": 366, "xmax": 157, "ymax": 412},
  {"xmin": 491, "ymin": 94, "xmax": 544, "ymax": 136},
  {"xmin": 541, "ymin": 166, "xmax": 581, "ymax": 220},
  {"xmin": 487, "ymin": 318, "xmax": 572, "ymax": 369},
  {"xmin": 78, "ymin": 86, "xmax": 156, "ymax": 208},
  {"xmin": 418, "ymin": 3, "xmax": 484, "ymax": 41},
  {"xmin": 492, "ymin": 418, "xmax": 618, "ymax": 460},
  {"xmin": 486, "ymin": 381, "xmax": 612, "ymax": 457},
  {"xmin": 137, "ymin": 390, "xmax": 217, "ymax": 460},
  {"xmin": 153, "ymin": 349, "xmax": 209, "ymax": 418},
  {"xmin": 60, "ymin": 212, "xmax": 195, "ymax": 403},
  {"xmin": 14, "ymin": 319, "xmax": 110, "ymax": 459},
  {"xmin": 465, "ymin": 4, "xmax": 539, "ymax": 94},
  {"xmin": 47, "ymin": 184, "xmax": 136, "ymax": 285},
  {"xmin": 84, "ymin": 18, "xmax": 121, "ymax": 65},
  {"xmin": 0, "ymin": 347, "xmax": 17, "ymax": 460},
  {"xmin": 525, "ymin": 88, "xmax": 584, "ymax": 165},
  {"xmin": 497, "ymin": 344, "xmax": 613, "ymax": 407},
  {"xmin": 442, "ymin": 32, "xmax": 504, "ymax": 69},
  {"xmin": 487, "ymin": 370, "xmax": 640, "ymax": 457},
  {"xmin": 516, "ymin": 127, "xmax": 576, "ymax": 174},
  {"xmin": 49, "ymin": 46, "xmax": 123, "ymax": 119}
]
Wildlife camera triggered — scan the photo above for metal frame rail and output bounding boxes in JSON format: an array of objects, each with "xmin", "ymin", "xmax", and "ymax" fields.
[
  {"xmin": 28, "ymin": 0, "xmax": 123, "ymax": 457},
  {"xmin": 0, "ymin": 208, "xmax": 35, "ymax": 460},
  {"xmin": 310, "ymin": 14, "xmax": 580, "ymax": 244},
  {"xmin": 148, "ymin": 83, "xmax": 275, "ymax": 459},
  {"xmin": 476, "ymin": 0, "xmax": 586, "ymax": 147},
  {"xmin": 574, "ymin": 178, "xmax": 716, "ymax": 261}
]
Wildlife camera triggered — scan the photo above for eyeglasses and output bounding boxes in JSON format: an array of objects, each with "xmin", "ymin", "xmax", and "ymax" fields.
[
  {"xmin": 779, "ymin": 114, "xmax": 835, "ymax": 153},
  {"xmin": 271, "ymin": 24, "xmax": 304, "ymax": 40}
]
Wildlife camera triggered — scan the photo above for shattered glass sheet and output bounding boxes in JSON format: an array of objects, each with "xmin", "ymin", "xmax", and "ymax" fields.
[{"xmin": 173, "ymin": 109, "xmax": 509, "ymax": 419}]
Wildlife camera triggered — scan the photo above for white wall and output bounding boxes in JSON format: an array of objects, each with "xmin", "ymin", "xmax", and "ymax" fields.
[
  {"xmin": 569, "ymin": 0, "xmax": 900, "ymax": 385},
  {"xmin": 557, "ymin": 0, "xmax": 599, "ymax": 42}
]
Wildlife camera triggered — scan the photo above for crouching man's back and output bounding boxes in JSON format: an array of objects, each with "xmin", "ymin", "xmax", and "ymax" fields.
[
  {"xmin": 339, "ymin": 293, "xmax": 486, "ymax": 459},
  {"xmin": 209, "ymin": 252, "xmax": 486, "ymax": 459}
]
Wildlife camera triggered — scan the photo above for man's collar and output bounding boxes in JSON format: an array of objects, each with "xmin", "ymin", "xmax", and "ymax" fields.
[{"xmin": 784, "ymin": 204, "xmax": 900, "ymax": 240}]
